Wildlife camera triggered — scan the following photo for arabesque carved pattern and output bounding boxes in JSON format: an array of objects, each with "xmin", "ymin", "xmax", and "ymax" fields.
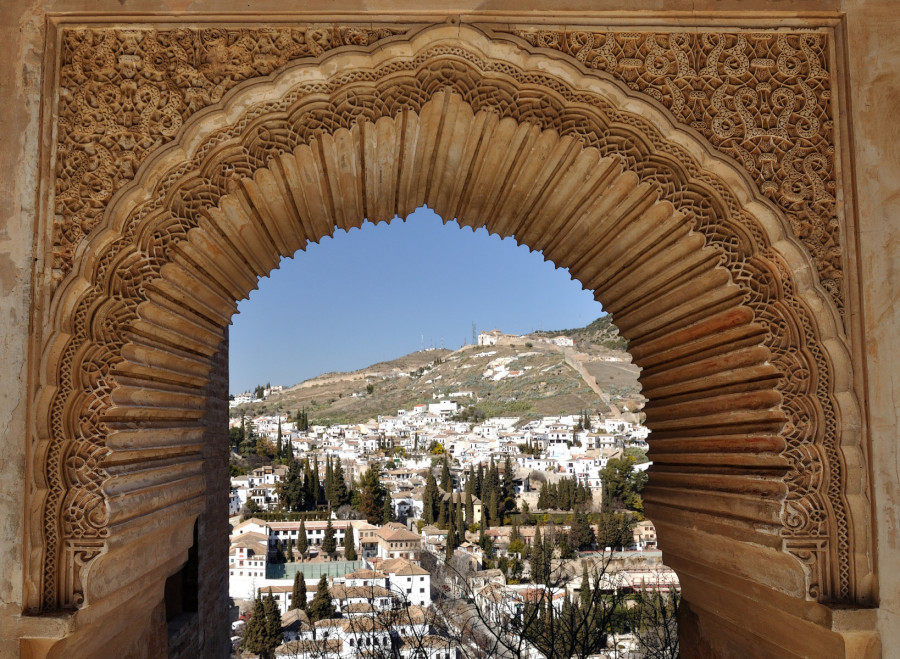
[
  {"xmin": 54, "ymin": 25, "xmax": 408, "ymax": 280},
  {"xmin": 43, "ymin": 24, "xmax": 854, "ymax": 610},
  {"xmin": 53, "ymin": 26, "xmax": 844, "ymax": 315},
  {"xmin": 506, "ymin": 29, "xmax": 843, "ymax": 313}
]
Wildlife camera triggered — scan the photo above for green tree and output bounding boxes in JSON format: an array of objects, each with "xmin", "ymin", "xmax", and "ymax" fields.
[
  {"xmin": 238, "ymin": 415, "xmax": 258, "ymax": 457},
  {"xmin": 291, "ymin": 570, "xmax": 307, "ymax": 610},
  {"xmin": 423, "ymin": 470, "xmax": 438, "ymax": 525},
  {"xmin": 276, "ymin": 458, "xmax": 303, "ymax": 512},
  {"xmin": 296, "ymin": 519, "xmax": 309, "ymax": 558},
  {"xmin": 601, "ymin": 457, "xmax": 648, "ymax": 514},
  {"xmin": 596, "ymin": 511, "xmax": 635, "ymax": 550},
  {"xmin": 312, "ymin": 456, "xmax": 321, "ymax": 506},
  {"xmin": 537, "ymin": 482, "xmax": 550, "ymax": 510},
  {"xmin": 447, "ymin": 503, "xmax": 457, "ymax": 554},
  {"xmin": 383, "ymin": 494, "xmax": 394, "ymax": 524},
  {"xmin": 241, "ymin": 594, "xmax": 265, "ymax": 655},
  {"xmin": 324, "ymin": 457, "xmax": 334, "ymax": 504},
  {"xmin": 295, "ymin": 407, "xmax": 309, "ymax": 431},
  {"xmin": 568, "ymin": 510, "xmax": 595, "ymax": 551},
  {"xmin": 325, "ymin": 457, "xmax": 350, "ymax": 508},
  {"xmin": 358, "ymin": 464, "xmax": 387, "ymax": 525},
  {"xmin": 302, "ymin": 459, "xmax": 316, "ymax": 511},
  {"xmin": 307, "ymin": 575, "xmax": 336, "ymax": 631},
  {"xmin": 263, "ymin": 589, "xmax": 282, "ymax": 657},
  {"xmin": 344, "ymin": 526, "xmax": 357, "ymax": 561},
  {"xmin": 242, "ymin": 591, "xmax": 281, "ymax": 659},
  {"xmin": 509, "ymin": 522, "xmax": 525, "ymax": 556},
  {"xmin": 478, "ymin": 506, "xmax": 491, "ymax": 553},
  {"xmin": 228, "ymin": 425, "xmax": 243, "ymax": 454},
  {"xmin": 441, "ymin": 455, "xmax": 452, "ymax": 490},
  {"xmin": 580, "ymin": 562, "xmax": 592, "ymax": 611},
  {"xmin": 528, "ymin": 524, "xmax": 548, "ymax": 583},
  {"xmin": 465, "ymin": 490, "xmax": 475, "ymax": 527},
  {"xmin": 276, "ymin": 416, "xmax": 284, "ymax": 459},
  {"xmin": 321, "ymin": 517, "xmax": 336, "ymax": 556},
  {"xmin": 502, "ymin": 454, "xmax": 514, "ymax": 500},
  {"xmin": 483, "ymin": 487, "xmax": 496, "ymax": 526},
  {"xmin": 437, "ymin": 498, "xmax": 448, "ymax": 528}
]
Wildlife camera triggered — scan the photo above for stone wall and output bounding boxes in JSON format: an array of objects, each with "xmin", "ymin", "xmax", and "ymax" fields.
[
  {"xmin": 845, "ymin": 1, "xmax": 900, "ymax": 653},
  {"xmin": 0, "ymin": 2, "xmax": 897, "ymax": 658},
  {"xmin": 192, "ymin": 335, "xmax": 232, "ymax": 659}
]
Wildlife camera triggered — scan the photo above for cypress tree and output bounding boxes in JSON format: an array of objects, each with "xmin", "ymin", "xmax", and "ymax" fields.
[
  {"xmin": 446, "ymin": 508, "xmax": 457, "ymax": 558},
  {"xmin": 297, "ymin": 519, "xmax": 308, "ymax": 558},
  {"xmin": 276, "ymin": 416, "xmax": 283, "ymax": 459},
  {"xmin": 542, "ymin": 531, "xmax": 555, "ymax": 585},
  {"xmin": 475, "ymin": 463, "xmax": 484, "ymax": 499},
  {"xmin": 358, "ymin": 464, "xmax": 387, "ymax": 525},
  {"xmin": 478, "ymin": 505, "xmax": 491, "ymax": 553},
  {"xmin": 423, "ymin": 471, "xmax": 438, "ymax": 525},
  {"xmin": 325, "ymin": 456, "xmax": 334, "ymax": 505},
  {"xmin": 441, "ymin": 455, "xmax": 452, "ymax": 491},
  {"xmin": 489, "ymin": 458, "xmax": 499, "ymax": 494},
  {"xmin": 579, "ymin": 562, "xmax": 592, "ymax": 611},
  {"xmin": 262, "ymin": 589, "xmax": 282, "ymax": 658},
  {"xmin": 337, "ymin": 460, "xmax": 351, "ymax": 506},
  {"xmin": 502, "ymin": 454, "xmax": 514, "ymax": 500},
  {"xmin": 302, "ymin": 459, "xmax": 315, "ymax": 510},
  {"xmin": 321, "ymin": 517, "xmax": 336, "ymax": 556},
  {"xmin": 307, "ymin": 575, "xmax": 336, "ymax": 628},
  {"xmin": 241, "ymin": 594, "xmax": 266, "ymax": 655},
  {"xmin": 465, "ymin": 490, "xmax": 474, "ymax": 528},
  {"xmin": 291, "ymin": 571, "xmax": 306, "ymax": 610},
  {"xmin": 436, "ymin": 497, "xmax": 447, "ymax": 528},
  {"xmin": 277, "ymin": 457, "xmax": 303, "ymax": 512},
  {"xmin": 312, "ymin": 456, "xmax": 321, "ymax": 506},
  {"xmin": 383, "ymin": 493, "xmax": 394, "ymax": 524},
  {"xmin": 344, "ymin": 526, "xmax": 357, "ymax": 561},
  {"xmin": 455, "ymin": 495, "xmax": 465, "ymax": 537},
  {"xmin": 531, "ymin": 524, "xmax": 544, "ymax": 584},
  {"xmin": 510, "ymin": 521, "xmax": 521, "ymax": 544}
]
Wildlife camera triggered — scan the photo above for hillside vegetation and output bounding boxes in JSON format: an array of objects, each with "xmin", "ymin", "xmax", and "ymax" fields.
[{"xmin": 233, "ymin": 316, "xmax": 643, "ymax": 425}]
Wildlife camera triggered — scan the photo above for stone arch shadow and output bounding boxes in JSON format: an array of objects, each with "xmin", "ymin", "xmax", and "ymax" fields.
[{"xmin": 28, "ymin": 23, "xmax": 872, "ymax": 657}]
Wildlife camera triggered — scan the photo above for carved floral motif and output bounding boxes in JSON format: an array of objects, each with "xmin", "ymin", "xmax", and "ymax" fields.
[
  {"xmin": 54, "ymin": 25, "xmax": 408, "ymax": 280},
  {"xmin": 506, "ymin": 29, "xmax": 842, "ymax": 313},
  {"xmin": 43, "ymin": 24, "xmax": 857, "ymax": 610}
]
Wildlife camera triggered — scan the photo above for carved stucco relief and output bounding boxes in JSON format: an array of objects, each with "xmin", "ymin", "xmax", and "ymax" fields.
[
  {"xmin": 41, "ymin": 23, "xmax": 860, "ymax": 611},
  {"xmin": 54, "ymin": 25, "xmax": 410, "ymax": 281},
  {"xmin": 502, "ymin": 28, "xmax": 843, "ymax": 313},
  {"xmin": 54, "ymin": 25, "xmax": 845, "ymax": 313}
]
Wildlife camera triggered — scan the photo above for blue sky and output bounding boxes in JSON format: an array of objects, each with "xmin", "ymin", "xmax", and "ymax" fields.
[{"xmin": 229, "ymin": 207, "xmax": 603, "ymax": 394}]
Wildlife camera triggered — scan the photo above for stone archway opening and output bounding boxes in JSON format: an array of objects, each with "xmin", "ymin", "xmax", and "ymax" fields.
[{"xmin": 25, "ymin": 22, "xmax": 872, "ymax": 658}]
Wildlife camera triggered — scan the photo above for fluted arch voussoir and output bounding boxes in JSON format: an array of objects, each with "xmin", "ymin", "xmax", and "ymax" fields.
[{"xmin": 33, "ymin": 22, "xmax": 868, "ymax": 619}]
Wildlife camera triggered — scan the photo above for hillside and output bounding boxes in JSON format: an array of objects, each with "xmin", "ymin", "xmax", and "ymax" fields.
[{"xmin": 232, "ymin": 316, "xmax": 643, "ymax": 425}]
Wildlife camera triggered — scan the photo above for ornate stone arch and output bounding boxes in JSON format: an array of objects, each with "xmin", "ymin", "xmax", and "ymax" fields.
[{"xmin": 30, "ymin": 20, "xmax": 870, "ymax": 654}]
